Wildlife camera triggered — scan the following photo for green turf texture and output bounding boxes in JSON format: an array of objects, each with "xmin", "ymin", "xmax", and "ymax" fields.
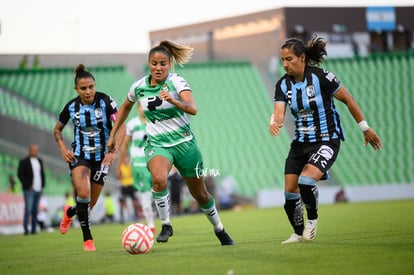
[{"xmin": 1, "ymin": 199, "xmax": 413, "ymax": 275}]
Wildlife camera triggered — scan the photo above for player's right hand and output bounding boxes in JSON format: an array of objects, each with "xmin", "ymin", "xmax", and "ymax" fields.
[
  {"xmin": 61, "ymin": 149, "xmax": 76, "ymax": 163},
  {"xmin": 269, "ymin": 115, "xmax": 283, "ymax": 136}
]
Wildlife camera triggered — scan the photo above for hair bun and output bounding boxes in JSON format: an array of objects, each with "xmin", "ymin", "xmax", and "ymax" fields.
[{"xmin": 75, "ymin": 64, "xmax": 87, "ymax": 74}]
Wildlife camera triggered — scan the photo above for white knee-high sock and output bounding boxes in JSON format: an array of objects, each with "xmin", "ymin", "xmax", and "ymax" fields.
[
  {"xmin": 200, "ymin": 195, "xmax": 223, "ymax": 232},
  {"xmin": 139, "ymin": 191, "xmax": 155, "ymax": 228},
  {"xmin": 152, "ymin": 189, "xmax": 170, "ymax": 225}
]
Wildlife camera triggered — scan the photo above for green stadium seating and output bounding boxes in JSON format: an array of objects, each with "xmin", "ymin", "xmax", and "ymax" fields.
[
  {"xmin": 1, "ymin": 53, "xmax": 413, "ymax": 197},
  {"xmin": 0, "ymin": 152, "xmax": 22, "ymax": 193},
  {"xmin": 0, "ymin": 66, "xmax": 136, "ymax": 196},
  {"xmin": 0, "ymin": 88, "xmax": 66, "ymax": 136},
  {"xmin": 175, "ymin": 61, "xmax": 291, "ymax": 196},
  {"xmin": 324, "ymin": 52, "xmax": 414, "ymax": 187},
  {"xmin": 0, "ymin": 151, "xmax": 72, "ymax": 196},
  {"xmin": 0, "ymin": 66, "xmax": 135, "ymax": 115}
]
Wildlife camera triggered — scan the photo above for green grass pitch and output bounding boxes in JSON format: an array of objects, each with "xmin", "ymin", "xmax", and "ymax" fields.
[{"xmin": 1, "ymin": 199, "xmax": 413, "ymax": 274}]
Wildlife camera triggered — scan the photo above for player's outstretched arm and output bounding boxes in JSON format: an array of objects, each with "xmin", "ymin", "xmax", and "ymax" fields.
[
  {"xmin": 334, "ymin": 86, "xmax": 382, "ymax": 150},
  {"xmin": 269, "ymin": 102, "xmax": 286, "ymax": 137}
]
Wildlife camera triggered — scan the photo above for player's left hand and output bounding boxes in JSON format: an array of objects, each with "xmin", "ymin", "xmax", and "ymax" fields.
[
  {"xmin": 363, "ymin": 128, "xmax": 382, "ymax": 150},
  {"xmin": 102, "ymin": 151, "xmax": 116, "ymax": 166}
]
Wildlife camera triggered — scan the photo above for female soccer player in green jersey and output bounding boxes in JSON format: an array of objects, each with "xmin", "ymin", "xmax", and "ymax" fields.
[{"xmin": 107, "ymin": 40, "xmax": 234, "ymax": 246}]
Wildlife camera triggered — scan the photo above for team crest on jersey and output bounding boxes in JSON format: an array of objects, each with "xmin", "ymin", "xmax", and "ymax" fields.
[
  {"xmin": 306, "ymin": 85, "xmax": 316, "ymax": 98},
  {"xmin": 94, "ymin": 108, "xmax": 103, "ymax": 119}
]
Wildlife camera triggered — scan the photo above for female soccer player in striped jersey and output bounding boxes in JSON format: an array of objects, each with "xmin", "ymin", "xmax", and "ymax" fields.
[
  {"xmin": 107, "ymin": 40, "xmax": 234, "ymax": 246},
  {"xmin": 54, "ymin": 64, "xmax": 126, "ymax": 251},
  {"xmin": 269, "ymin": 36, "xmax": 382, "ymax": 244}
]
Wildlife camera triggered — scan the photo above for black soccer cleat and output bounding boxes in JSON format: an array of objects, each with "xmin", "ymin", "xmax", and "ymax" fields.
[
  {"xmin": 215, "ymin": 228, "xmax": 234, "ymax": 246},
  {"xmin": 157, "ymin": 224, "xmax": 173, "ymax": 243}
]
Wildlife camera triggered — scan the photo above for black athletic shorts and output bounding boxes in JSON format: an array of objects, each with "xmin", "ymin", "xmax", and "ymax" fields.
[
  {"xmin": 284, "ymin": 139, "xmax": 341, "ymax": 176},
  {"xmin": 69, "ymin": 157, "xmax": 108, "ymax": 185},
  {"xmin": 119, "ymin": 185, "xmax": 138, "ymax": 202}
]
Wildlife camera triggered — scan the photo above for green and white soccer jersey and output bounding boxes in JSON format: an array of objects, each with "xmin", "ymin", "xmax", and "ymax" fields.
[
  {"xmin": 126, "ymin": 117, "xmax": 151, "ymax": 192},
  {"xmin": 126, "ymin": 117, "xmax": 147, "ymax": 165},
  {"xmin": 127, "ymin": 73, "xmax": 193, "ymax": 147}
]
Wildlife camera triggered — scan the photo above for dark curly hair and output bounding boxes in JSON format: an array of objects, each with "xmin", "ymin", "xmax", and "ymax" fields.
[{"xmin": 281, "ymin": 35, "xmax": 327, "ymax": 66}]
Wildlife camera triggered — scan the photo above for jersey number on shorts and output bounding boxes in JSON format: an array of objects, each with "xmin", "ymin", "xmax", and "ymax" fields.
[{"xmin": 92, "ymin": 170, "xmax": 107, "ymax": 183}]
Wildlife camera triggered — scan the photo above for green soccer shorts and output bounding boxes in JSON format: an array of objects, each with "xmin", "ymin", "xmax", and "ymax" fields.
[
  {"xmin": 145, "ymin": 138, "xmax": 204, "ymax": 178},
  {"xmin": 131, "ymin": 163, "xmax": 152, "ymax": 192}
]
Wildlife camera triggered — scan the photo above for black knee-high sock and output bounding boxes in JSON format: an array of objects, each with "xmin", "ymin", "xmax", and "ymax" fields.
[
  {"xmin": 76, "ymin": 201, "xmax": 92, "ymax": 241},
  {"xmin": 67, "ymin": 206, "xmax": 77, "ymax": 217},
  {"xmin": 284, "ymin": 198, "xmax": 304, "ymax": 235},
  {"xmin": 299, "ymin": 184, "xmax": 319, "ymax": 220}
]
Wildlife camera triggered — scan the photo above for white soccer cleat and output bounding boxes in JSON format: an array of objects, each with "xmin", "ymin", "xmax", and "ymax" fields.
[
  {"xmin": 303, "ymin": 219, "xmax": 318, "ymax": 241},
  {"xmin": 281, "ymin": 233, "xmax": 304, "ymax": 244}
]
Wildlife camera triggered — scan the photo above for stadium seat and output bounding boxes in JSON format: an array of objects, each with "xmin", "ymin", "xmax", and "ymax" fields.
[
  {"xmin": 328, "ymin": 52, "xmax": 414, "ymax": 187},
  {"xmin": 175, "ymin": 61, "xmax": 289, "ymax": 196},
  {"xmin": 1, "ymin": 53, "xmax": 413, "ymax": 196},
  {"xmin": 0, "ymin": 88, "xmax": 69, "ymax": 138}
]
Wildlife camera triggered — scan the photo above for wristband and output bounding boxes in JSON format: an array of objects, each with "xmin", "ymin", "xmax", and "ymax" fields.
[
  {"xmin": 358, "ymin": 120, "xmax": 370, "ymax": 132},
  {"xmin": 270, "ymin": 114, "xmax": 275, "ymax": 125}
]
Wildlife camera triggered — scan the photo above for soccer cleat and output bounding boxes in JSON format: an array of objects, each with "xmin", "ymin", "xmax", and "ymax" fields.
[
  {"xmin": 60, "ymin": 205, "xmax": 73, "ymax": 235},
  {"xmin": 156, "ymin": 224, "xmax": 173, "ymax": 243},
  {"xmin": 215, "ymin": 229, "xmax": 234, "ymax": 245},
  {"xmin": 83, "ymin": 240, "xmax": 96, "ymax": 251},
  {"xmin": 303, "ymin": 219, "xmax": 318, "ymax": 241},
  {"xmin": 281, "ymin": 233, "xmax": 304, "ymax": 244},
  {"xmin": 150, "ymin": 227, "xmax": 156, "ymax": 234}
]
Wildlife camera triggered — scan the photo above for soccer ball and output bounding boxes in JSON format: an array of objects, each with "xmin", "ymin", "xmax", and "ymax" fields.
[{"xmin": 122, "ymin": 223, "xmax": 154, "ymax": 254}]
